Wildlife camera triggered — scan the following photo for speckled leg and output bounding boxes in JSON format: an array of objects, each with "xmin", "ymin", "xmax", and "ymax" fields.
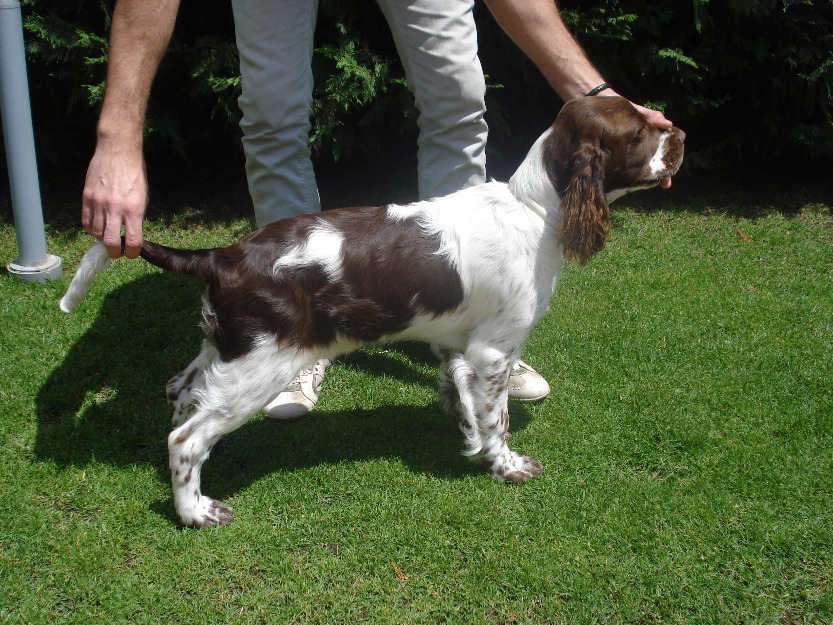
[
  {"xmin": 449, "ymin": 346, "xmax": 543, "ymax": 484},
  {"xmin": 166, "ymin": 342, "xmax": 217, "ymax": 427}
]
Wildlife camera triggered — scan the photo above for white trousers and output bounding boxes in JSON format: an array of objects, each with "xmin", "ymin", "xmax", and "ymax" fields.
[{"xmin": 231, "ymin": 0, "xmax": 488, "ymax": 226}]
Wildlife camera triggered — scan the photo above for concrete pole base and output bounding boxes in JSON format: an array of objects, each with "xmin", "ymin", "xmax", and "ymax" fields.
[{"xmin": 7, "ymin": 254, "xmax": 63, "ymax": 282}]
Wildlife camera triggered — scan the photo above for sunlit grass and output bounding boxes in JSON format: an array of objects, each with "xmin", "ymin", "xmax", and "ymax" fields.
[{"xmin": 1, "ymin": 189, "xmax": 831, "ymax": 624}]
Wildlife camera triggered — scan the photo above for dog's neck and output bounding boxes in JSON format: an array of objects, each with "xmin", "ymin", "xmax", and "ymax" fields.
[
  {"xmin": 517, "ymin": 196, "xmax": 561, "ymax": 228},
  {"xmin": 509, "ymin": 127, "xmax": 635, "ymax": 224},
  {"xmin": 508, "ymin": 128, "xmax": 561, "ymax": 221}
]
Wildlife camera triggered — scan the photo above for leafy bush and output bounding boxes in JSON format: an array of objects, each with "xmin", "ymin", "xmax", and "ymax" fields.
[
  {"xmin": 584, "ymin": 0, "xmax": 833, "ymax": 166},
  {"xmin": 16, "ymin": 0, "xmax": 833, "ymax": 168},
  {"xmin": 21, "ymin": 0, "xmax": 243, "ymax": 161},
  {"xmin": 21, "ymin": 1, "xmax": 110, "ymax": 162},
  {"xmin": 480, "ymin": 0, "xmax": 833, "ymax": 167},
  {"xmin": 309, "ymin": 6, "xmax": 414, "ymax": 161}
]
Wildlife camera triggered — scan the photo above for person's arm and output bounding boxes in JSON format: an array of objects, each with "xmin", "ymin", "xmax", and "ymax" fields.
[
  {"xmin": 482, "ymin": 0, "xmax": 672, "ymax": 131},
  {"xmin": 82, "ymin": 0, "xmax": 181, "ymax": 258}
]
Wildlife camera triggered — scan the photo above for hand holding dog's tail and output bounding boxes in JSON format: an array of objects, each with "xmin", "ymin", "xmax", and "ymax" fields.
[{"xmin": 60, "ymin": 238, "xmax": 217, "ymax": 313}]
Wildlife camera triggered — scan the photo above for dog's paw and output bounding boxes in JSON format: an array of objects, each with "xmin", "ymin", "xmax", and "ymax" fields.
[
  {"xmin": 177, "ymin": 496, "xmax": 233, "ymax": 528},
  {"xmin": 492, "ymin": 453, "xmax": 543, "ymax": 484}
]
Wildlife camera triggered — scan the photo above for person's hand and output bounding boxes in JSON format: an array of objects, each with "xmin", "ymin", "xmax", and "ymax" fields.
[{"xmin": 82, "ymin": 141, "xmax": 148, "ymax": 259}]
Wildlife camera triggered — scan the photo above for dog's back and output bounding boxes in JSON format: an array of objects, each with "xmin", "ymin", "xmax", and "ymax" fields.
[{"xmin": 61, "ymin": 192, "xmax": 546, "ymax": 361}]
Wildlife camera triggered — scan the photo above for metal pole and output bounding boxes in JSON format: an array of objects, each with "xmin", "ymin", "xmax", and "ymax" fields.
[{"xmin": 0, "ymin": 0, "xmax": 61, "ymax": 281}]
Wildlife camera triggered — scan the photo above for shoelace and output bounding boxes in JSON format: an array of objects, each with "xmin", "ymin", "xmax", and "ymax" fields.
[{"xmin": 285, "ymin": 364, "xmax": 326, "ymax": 393}]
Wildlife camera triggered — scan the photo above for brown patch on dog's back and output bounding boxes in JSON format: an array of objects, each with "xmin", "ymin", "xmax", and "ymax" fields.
[{"xmin": 199, "ymin": 206, "xmax": 464, "ymax": 360}]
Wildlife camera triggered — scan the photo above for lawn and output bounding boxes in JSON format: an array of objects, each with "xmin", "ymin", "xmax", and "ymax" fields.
[{"xmin": 0, "ymin": 163, "xmax": 831, "ymax": 624}]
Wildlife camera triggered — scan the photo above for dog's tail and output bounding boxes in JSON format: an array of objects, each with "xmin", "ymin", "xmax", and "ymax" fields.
[
  {"xmin": 138, "ymin": 240, "xmax": 215, "ymax": 279},
  {"xmin": 60, "ymin": 238, "xmax": 216, "ymax": 313}
]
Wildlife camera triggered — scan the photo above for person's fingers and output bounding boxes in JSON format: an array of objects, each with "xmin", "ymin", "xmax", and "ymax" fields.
[
  {"xmin": 102, "ymin": 207, "xmax": 125, "ymax": 259},
  {"xmin": 604, "ymin": 90, "xmax": 674, "ymax": 130},
  {"xmin": 633, "ymin": 102, "xmax": 673, "ymax": 130},
  {"xmin": 81, "ymin": 147, "xmax": 148, "ymax": 258},
  {"xmin": 81, "ymin": 192, "xmax": 95, "ymax": 235},
  {"xmin": 82, "ymin": 182, "xmax": 106, "ymax": 240},
  {"xmin": 122, "ymin": 208, "xmax": 144, "ymax": 259}
]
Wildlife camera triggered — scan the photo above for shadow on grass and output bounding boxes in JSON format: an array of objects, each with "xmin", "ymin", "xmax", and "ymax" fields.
[{"xmin": 35, "ymin": 273, "xmax": 532, "ymax": 521}]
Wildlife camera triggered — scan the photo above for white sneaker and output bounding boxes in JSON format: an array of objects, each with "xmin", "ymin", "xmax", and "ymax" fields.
[
  {"xmin": 264, "ymin": 359, "xmax": 331, "ymax": 420},
  {"xmin": 508, "ymin": 360, "xmax": 550, "ymax": 402}
]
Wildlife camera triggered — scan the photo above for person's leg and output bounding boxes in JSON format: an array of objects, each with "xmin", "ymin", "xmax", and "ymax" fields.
[
  {"xmin": 232, "ymin": 0, "xmax": 329, "ymax": 420},
  {"xmin": 231, "ymin": 0, "xmax": 321, "ymax": 226},
  {"xmin": 376, "ymin": 0, "xmax": 488, "ymax": 199}
]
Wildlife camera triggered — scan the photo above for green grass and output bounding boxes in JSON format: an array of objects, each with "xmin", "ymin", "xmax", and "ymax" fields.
[{"xmin": 1, "ymin": 184, "xmax": 831, "ymax": 624}]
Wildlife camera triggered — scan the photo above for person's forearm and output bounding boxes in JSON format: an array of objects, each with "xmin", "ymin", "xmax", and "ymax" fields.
[
  {"xmin": 96, "ymin": 0, "xmax": 181, "ymax": 148},
  {"xmin": 482, "ymin": 0, "xmax": 610, "ymax": 101}
]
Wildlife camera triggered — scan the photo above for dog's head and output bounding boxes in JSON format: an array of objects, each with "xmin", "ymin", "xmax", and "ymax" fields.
[{"xmin": 525, "ymin": 96, "xmax": 685, "ymax": 264}]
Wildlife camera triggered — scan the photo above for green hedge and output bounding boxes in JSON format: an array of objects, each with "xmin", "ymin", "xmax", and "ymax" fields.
[{"xmin": 19, "ymin": 0, "xmax": 833, "ymax": 169}]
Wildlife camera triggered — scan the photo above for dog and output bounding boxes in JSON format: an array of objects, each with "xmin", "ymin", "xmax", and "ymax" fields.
[{"xmin": 60, "ymin": 96, "xmax": 684, "ymax": 527}]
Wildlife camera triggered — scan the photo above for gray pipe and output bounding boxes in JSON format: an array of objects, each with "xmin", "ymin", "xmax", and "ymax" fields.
[{"xmin": 1, "ymin": 0, "xmax": 61, "ymax": 281}]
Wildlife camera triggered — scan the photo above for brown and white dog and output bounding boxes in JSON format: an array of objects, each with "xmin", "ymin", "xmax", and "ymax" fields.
[{"xmin": 61, "ymin": 97, "xmax": 684, "ymax": 527}]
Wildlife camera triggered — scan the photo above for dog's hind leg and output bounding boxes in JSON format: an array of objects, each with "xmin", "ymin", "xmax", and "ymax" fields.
[
  {"xmin": 166, "ymin": 341, "xmax": 217, "ymax": 427},
  {"xmin": 451, "ymin": 346, "xmax": 543, "ymax": 484},
  {"xmin": 168, "ymin": 343, "xmax": 314, "ymax": 528}
]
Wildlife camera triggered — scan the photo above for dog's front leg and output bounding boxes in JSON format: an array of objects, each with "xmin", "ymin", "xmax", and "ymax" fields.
[{"xmin": 450, "ymin": 347, "xmax": 543, "ymax": 484}]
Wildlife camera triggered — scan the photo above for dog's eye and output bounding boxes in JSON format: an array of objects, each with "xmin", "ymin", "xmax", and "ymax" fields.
[{"xmin": 630, "ymin": 133, "xmax": 643, "ymax": 145}]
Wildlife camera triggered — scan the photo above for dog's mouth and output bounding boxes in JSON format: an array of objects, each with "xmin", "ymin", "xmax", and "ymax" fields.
[
  {"xmin": 636, "ymin": 165, "xmax": 681, "ymax": 191},
  {"xmin": 653, "ymin": 162, "xmax": 682, "ymax": 186},
  {"xmin": 642, "ymin": 162, "xmax": 682, "ymax": 188}
]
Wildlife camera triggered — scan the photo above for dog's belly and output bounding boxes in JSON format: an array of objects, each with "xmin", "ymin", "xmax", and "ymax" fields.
[{"xmin": 389, "ymin": 305, "xmax": 530, "ymax": 354}]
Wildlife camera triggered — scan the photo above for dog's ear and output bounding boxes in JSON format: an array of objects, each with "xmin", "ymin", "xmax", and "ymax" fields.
[{"xmin": 559, "ymin": 144, "xmax": 610, "ymax": 264}]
